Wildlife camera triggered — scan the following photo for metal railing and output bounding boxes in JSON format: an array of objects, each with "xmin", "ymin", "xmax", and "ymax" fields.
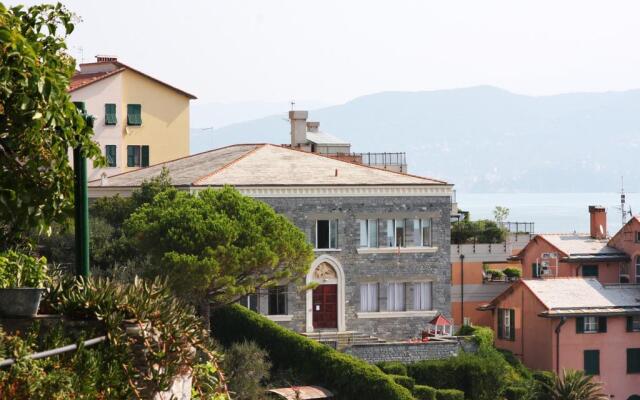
[
  {"xmin": 0, "ymin": 336, "xmax": 107, "ymax": 368},
  {"xmin": 500, "ymin": 221, "xmax": 535, "ymax": 234},
  {"xmin": 358, "ymin": 152, "xmax": 407, "ymax": 167}
]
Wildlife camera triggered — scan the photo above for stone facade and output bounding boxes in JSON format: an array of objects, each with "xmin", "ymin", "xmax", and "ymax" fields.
[
  {"xmin": 250, "ymin": 195, "xmax": 452, "ymax": 340},
  {"xmin": 343, "ymin": 339, "xmax": 478, "ymax": 364}
]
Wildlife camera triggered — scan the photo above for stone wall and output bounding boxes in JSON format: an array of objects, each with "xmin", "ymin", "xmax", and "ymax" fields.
[{"xmin": 343, "ymin": 338, "xmax": 478, "ymax": 364}]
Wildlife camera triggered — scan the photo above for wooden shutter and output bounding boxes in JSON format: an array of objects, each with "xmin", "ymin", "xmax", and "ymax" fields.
[
  {"xmin": 141, "ymin": 146, "xmax": 149, "ymax": 167},
  {"xmin": 105, "ymin": 145, "xmax": 116, "ymax": 167},
  {"xmin": 509, "ymin": 309, "xmax": 516, "ymax": 341},
  {"xmin": 532, "ymin": 263, "xmax": 539, "ymax": 278},
  {"xmin": 127, "ymin": 104, "xmax": 142, "ymax": 126},
  {"xmin": 576, "ymin": 317, "xmax": 584, "ymax": 334},
  {"xmin": 584, "ymin": 350, "xmax": 599, "ymax": 375},
  {"xmin": 598, "ymin": 317, "xmax": 607, "ymax": 333},
  {"xmin": 127, "ymin": 146, "xmax": 135, "ymax": 167},
  {"xmin": 628, "ymin": 316, "xmax": 635, "ymax": 332},
  {"xmin": 105, "ymin": 103, "xmax": 117, "ymax": 125},
  {"xmin": 627, "ymin": 348, "xmax": 640, "ymax": 373},
  {"xmin": 497, "ymin": 309, "xmax": 504, "ymax": 339}
]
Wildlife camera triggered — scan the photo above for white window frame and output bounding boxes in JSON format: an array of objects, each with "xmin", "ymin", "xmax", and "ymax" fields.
[
  {"xmin": 315, "ymin": 219, "xmax": 338, "ymax": 249},
  {"xmin": 360, "ymin": 283, "xmax": 379, "ymax": 312},
  {"xmin": 387, "ymin": 282, "xmax": 405, "ymax": 311},
  {"xmin": 413, "ymin": 282, "xmax": 432, "ymax": 311},
  {"xmin": 421, "ymin": 218, "xmax": 433, "ymax": 247},
  {"xmin": 632, "ymin": 316, "xmax": 640, "ymax": 332},
  {"xmin": 358, "ymin": 219, "xmax": 379, "ymax": 248},
  {"xmin": 584, "ymin": 316, "xmax": 598, "ymax": 333},
  {"xmin": 503, "ymin": 309, "xmax": 511, "ymax": 339}
]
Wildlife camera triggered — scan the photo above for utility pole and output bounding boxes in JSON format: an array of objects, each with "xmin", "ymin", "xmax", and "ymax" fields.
[{"xmin": 73, "ymin": 102, "xmax": 92, "ymax": 278}]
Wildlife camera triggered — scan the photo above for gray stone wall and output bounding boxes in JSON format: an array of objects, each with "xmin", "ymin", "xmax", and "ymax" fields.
[
  {"xmin": 343, "ymin": 338, "xmax": 478, "ymax": 364},
  {"xmin": 254, "ymin": 195, "xmax": 451, "ymax": 340}
]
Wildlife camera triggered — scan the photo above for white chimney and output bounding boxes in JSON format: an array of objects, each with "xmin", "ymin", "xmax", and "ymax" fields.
[{"xmin": 289, "ymin": 110, "xmax": 308, "ymax": 146}]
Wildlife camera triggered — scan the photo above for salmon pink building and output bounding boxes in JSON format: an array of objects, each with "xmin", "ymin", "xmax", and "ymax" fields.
[{"xmin": 481, "ymin": 278, "xmax": 640, "ymax": 400}]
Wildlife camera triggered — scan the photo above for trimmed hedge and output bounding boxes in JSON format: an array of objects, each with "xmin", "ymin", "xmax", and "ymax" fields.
[
  {"xmin": 211, "ymin": 304, "xmax": 414, "ymax": 400},
  {"xmin": 377, "ymin": 361, "xmax": 408, "ymax": 376},
  {"xmin": 413, "ymin": 385, "xmax": 437, "ymax": 400},
  {"xmin": 436, "ymin": 389, "xmax": 464, "ymax": 400},
  {"xmin": 389, "ymin": 374, "xmax": 415, "ymax": 391}
]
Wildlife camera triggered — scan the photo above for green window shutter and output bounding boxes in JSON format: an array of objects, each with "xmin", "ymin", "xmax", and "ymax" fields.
[
  {"xmin": 584, "ymin": 350, "xmax": 599, "ymax": 375},
  {"xmin": 509, "ymin": 309, "xmax": 516, "ymax": 341},
  {"xmin": 105, "ymin": 145, "xmax": 117, "ymax": 167},
  {"xmin": 141, "ymin": 146, "xmax": 149, "ymax": 167},
  {"xmin": 628, "ymin": 316, "xmax": 634, "ymax": 332},
  {"xmin": 497, "ymin": 309, "xmax": 504, "ymax": 339},
  {"xmin": 127, "ymin": 146, "xmax": 136, "ymax": 167},
  {"xmin": 627, "ymin": 348, "xmax": 640, "ymax": 373},
  {"xmin": 105, "ymin": 103, "xmax": 117, "ymax": 125},
  {"xmin": 576, "ymin": 317, "xmax": 584, "ymax": 334},
  {"xmin": 598, "ymin": 317, "xmax": 607, "ymax": 333},
  {"xmin": 127, "ymin": 104, "xmax": 142, "ymax": 126},
  {"xmin": 532, "ymin": 263, "xmax": 539, "ymax": 278}
]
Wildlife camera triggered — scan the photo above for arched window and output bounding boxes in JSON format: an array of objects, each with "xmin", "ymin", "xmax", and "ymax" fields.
[{"xmin": 636, "ymin": 256, "xmax": 640, "ymax": 284}]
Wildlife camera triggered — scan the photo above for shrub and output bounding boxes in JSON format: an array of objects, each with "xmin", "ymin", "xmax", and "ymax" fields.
[
  {"xmin": 211, "ymin": 304, "xmax": 413, "ymax": 400},
  {"xmin": 503, "ymin": 268, "xmax": 522, "ymax": 278},
  {"xmin": 222, "ymin": 341, "xmax": 271, "ymax": 400},
  {"xmin": 0, "ymin": 250, "xmax": 48, "ymax": 288},
  {"xmin": 414, "ymin": 385, "xmax": 437, "ymax": 400},
  {"xmin": 503, "ymin": 385, "xmax": 529, "ymax": 400},
  {"xmin": 436, "ymin": 389, "xmax": 464, "ymax": 400},
  {"xmin": 377, "ymin": 361, "xmax": 408, "ymax": 376},
  {"xmin": 389, "ymin": 374, "xmax": 415, "ymax": 391},
  {"xmin": 487, "ymin": 269, "xmax": 505, "ymax": 279},
  {"xmin": 456, "ymin": 324, "xmax": 475, "ymax": 336}
]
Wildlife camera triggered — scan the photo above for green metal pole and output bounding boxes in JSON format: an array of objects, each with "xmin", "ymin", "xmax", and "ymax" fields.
[{"xmin": 73, "ymin": 102, "xmax": 91, "ymax": 278}]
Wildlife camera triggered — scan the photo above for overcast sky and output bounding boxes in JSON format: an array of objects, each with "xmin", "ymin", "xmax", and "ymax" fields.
[{"xmin": 14, "ymin": 0, "xmax": 640, "ymax": 104}]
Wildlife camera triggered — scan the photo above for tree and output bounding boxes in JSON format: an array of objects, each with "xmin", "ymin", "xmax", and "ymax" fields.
[
  {"xmin": 123, "ymin": 186, "xmax": 315, "ymax": 322},
  {"xmin": 493, "ymin": 206, "xmax": 510, "ymax": 224},
  {"xmin": 0, "ymin": 3, "xmax": 102, "ymax": 249},
  {"xmin": 542, "ymin": 369, "xmax": 608, "ymax": 400}
]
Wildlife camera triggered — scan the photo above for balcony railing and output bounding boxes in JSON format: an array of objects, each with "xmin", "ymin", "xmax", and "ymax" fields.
[
  {"xmin": 499, "ymin": 221, "xmax": 535, "ymax": 234},
  {"xmin": 327, "ymin": 152, "xmax": 407, "ymax": 168}
]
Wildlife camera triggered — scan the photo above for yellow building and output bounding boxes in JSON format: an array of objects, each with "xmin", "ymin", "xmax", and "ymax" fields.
[{"xmin": 69, "ymin": 55, "xmax": 196, "ymax": 180}]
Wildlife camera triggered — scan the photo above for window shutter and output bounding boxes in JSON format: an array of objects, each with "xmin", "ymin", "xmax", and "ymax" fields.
[
  {"xmin": 598, "ymin": 317, "xmax": 607, "ymax": 333},
  {"xmin": 127, "ymin": 104, "xmax": 142, "ymax": 126},
  {"xmin": 497, "ymin": 309, "xmax": 504, "ymax": 339},
  {"xmin": 127, "ymin": 146, "xmax": 135, "ymax": 167},
  {"xmin": 105, "ymin": 103, "xmax": 117, "ymax": 125},
  {"xmin": 532, "ymin": 263, "xmax": 539, "ymax": 278},
  {"xmin": 509, "ymin": 309, "xmax": 516, "ymax": 341},
  {"xmin": 627, "ymin": 348, "xmax": 640, "ymax": 373},
  {"xmin": 628, "ymin": 316, "xmax": 634, "ymax": 332},
  {"xmin": 105, "ymin": 145, "xmax": 116, "ymax": 167},
  {"xmin": 576, "ymin": 317, "xmax": 584, "ymax": 334},
  {"xmin": 584, "ymin": 350, "xmax": 599, "ymax": 375},
  {"xmin": 141, "ymin": 146, "xmax": 149, "ymax": 167}
]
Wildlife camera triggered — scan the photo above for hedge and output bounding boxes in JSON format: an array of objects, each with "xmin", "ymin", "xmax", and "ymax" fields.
[
  {"xmin": 389, "ymin": 374, "xmax": 415, "ymax": 391},
  {"xmin": 211, "ymin": 304, "xmax": 414, "ymax": 400},
  {"xmin": 503, "ymin": 386, "xmax": 528, "ymax": 400},
  {"xmin": 377, "ymin": 361, "xmax": 408, "ymax": 376},
  {"xmin": 413, "ymin": 385, "xmax": 437, "ymax": 400},
  {"xmin": 436, "ymin": 389, "xmax": 464, "ymax": 400}
]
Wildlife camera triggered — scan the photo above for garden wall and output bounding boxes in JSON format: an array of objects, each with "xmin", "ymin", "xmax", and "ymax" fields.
[{"xmin": 343, "ymin": 338, "xmax": 478, "ymax": 364}]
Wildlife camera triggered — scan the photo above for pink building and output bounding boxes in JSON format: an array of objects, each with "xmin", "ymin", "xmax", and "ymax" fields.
[{"xmin": 481, "ymin": 278, "xmax": 640, "ymax": 399}]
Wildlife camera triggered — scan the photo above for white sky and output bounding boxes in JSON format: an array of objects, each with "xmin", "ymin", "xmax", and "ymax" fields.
[{"xmin": 13, "ymin": 0, "xmax": 640, "ymax": 104}]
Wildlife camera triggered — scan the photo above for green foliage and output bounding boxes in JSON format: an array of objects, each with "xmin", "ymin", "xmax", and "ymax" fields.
[
  {"xmin": 503, "ymin": 268, "xmax": 522, "ymax": 278},
  {"xmin": 413, "ymin": 385, "xmax": 437, "ymax": 400},
  {"xmin": 222, "ymin": 341, "xmax": 271, "ymax": 400},
  {"xmin": 455, "ymin": 324, "xmax": 476, "ymax": 336},
  {"xmin": 503, "ymin": 386, "xmax": 529, "ymax": 400},
  {"xmin": 486, "ymin": 269, "xmax": 505, "ymax": 279},
  {"xmin": 124, "ymin": 186, "xmax": 314, "ymax": 304},
  {"xmin": 0, "ymin": 250, "xmax": 48, "ymax": 288},
  {"xmin": 451, "ymin": 219, "xmax": 506, "ymax": 244},
  {"xmin": 211, "ymin": 304, "xmax": 414, "ymax": 400},
  {"xmin": 470, "ymin": 325, "xmax": 495, "ymax": 350},
  {"xmin": 389, "ymin": 374, "xmax": 415, "ymax": 391},
  {"xmin": 493, "ymin": 206, "xmax": 510, "ymax": 224},
  {"xmin": 0, "ymin": 3, "xmax": 102, "ymax": 248},
  {"xmin": 435, "ymin": 389, "xmax": 465, "ymax": 400},
  {"xmin": 530, "ymin": 370, "xmax": 555, "ymax": 400},
  {"xmin": 377, "ymin": 361, "xmax": 408, "ymax": 376},
  {"xmin": 542, "ymin": 369, "xmax": 607, "ymax": 400}
]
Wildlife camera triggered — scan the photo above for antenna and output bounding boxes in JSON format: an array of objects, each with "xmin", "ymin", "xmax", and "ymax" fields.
[
  {"xmin": 290, "ymin": 100, "xmax": 295, "ymax": 111},
  {"xmin": 620, "ymin": 176, "xmax": 633, "ymax": 226}
]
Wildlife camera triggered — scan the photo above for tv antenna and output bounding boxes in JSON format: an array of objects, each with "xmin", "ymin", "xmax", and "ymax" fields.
[
  {"xmin": 618, "ymin": 176, "xmax": 633, "ymax": 226},
  {"xmin": 290, "ymin": 100, "xmax": 295, "ymax": 111}
]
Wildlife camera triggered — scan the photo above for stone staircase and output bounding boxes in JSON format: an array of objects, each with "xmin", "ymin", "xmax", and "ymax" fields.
[{"xmin": 302, "ymin": 331, "xmax": 385, "ymax": 350}]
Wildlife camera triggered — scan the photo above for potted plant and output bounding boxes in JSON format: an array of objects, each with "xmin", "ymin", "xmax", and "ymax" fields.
[
  {"xmin": 503, "ymin": 267, "xmax": 522, "ymax": 281},
  {"xmin": 0, "ymin": 250, "xmax": 48, "ymax": 317}
]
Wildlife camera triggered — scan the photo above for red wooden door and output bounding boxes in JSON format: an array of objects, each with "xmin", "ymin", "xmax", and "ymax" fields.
[{"xmin": 313, "ymin": 284, "xmax": 337, "ymax": 329}]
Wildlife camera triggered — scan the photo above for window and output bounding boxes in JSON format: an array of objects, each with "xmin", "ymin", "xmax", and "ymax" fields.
[
  {"xmin": 127, "ymin": 145, "xmax": 149, "ymax": 167},
  {"xmin": 384, "ymin": 218, "xmax": 432, "ymax": 248},
  {"xmin": 581, "ymin": 265, "xmax": 599, "ymax": 278},
  {"xmin": 636, "ymin": 256, "xmax": 640, "ymax": 284},
  {"xmin": 421, "ymin": 218, "xmax": 432, "ymax": 246},
  {"xmin": 395, "ymin": 219, "xmax": 405, "ymax": 247},
  {"xmin": 240, "ymin": 293, "xmax": 258, "ymax": 312},
  {"xmin": 577, "ymin": 316, "xmax": 607, "ymax": 333},
  {"xmin": 127, "ymin": 104, "xmax": 142, "ymax": 125},
  {"xmin": 386, "ymin": 220, "xmax": 395, "ymax": 247},
  {"xmin": 532, "ymin": 263, "xmax": 540, "ymax": 278},
  {"xmin": 621, "ymin": 262, "xmax": 630, "ymax": 283},
  {"xmin": 359, "ymin": 219, "xmax": 378, "ymax": 247},
  {"xmin": 268, "ymin": 286, "xmax": 286, "ymax": 315},
  {"xmin": 105, "ymin": 145, "xmax": 117, "ymax": 167},
  {"xmin": 413, "ymin": 282, "xmax": 432, "ymax": 310},
  {"xmin": 636, "ymin": 232, "xmax": 640, "ymax": 243},
  {"xmin": 316, "ymin": 219, "xmax": 338, "ymax": 249},
  {"xmin": 583, "ymin": 350, "xmax": 600, "ymax": 375},
  {"xmin": 627, "ymin": 348, "xmax": 640, "ymax": 374},
  {"xmin": 627, "ymin": 316, "xmax": 640, "ymax": 332},
  {"xmin": 105, "ymin": 103, "xmax": 117, "ymax": 125},
  {"xmin": 498, "ymin": 308, "xmax": 515, "ymax": 340},
  {"xmin": 387, "ymin": 282, "xmax": 405, "ymax": 311},
  {"xmin": 360, "ymin": 283, "xmax": 378, "ymax": 312}
]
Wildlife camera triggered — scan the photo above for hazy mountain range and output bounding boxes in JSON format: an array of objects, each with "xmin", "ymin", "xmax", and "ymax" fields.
[{"xmin": 190, "ymin": 86, "xmax": 640, "ymax": 193}]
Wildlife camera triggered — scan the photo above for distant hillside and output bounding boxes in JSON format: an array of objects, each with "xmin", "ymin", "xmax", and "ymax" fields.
[{"xmin": 190, "ymin": 86, "xmax": 640, "ymax": 192}]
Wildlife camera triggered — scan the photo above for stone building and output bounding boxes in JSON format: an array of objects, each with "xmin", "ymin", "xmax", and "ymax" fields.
[{"xmin": 89, "ymin": 116, "xmax": 453, "ymax": 340}]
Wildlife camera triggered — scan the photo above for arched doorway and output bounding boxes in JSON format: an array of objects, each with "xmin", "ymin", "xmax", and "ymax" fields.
[{"xmin": 305, "ymin": 255, "xmax": 345, "ymax": 333}]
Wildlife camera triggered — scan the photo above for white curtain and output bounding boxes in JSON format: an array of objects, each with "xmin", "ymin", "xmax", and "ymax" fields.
[
  {"xmin": 414, "ymin": 282, "xmax": 432, "ymax": 310},
  {"xmin": 359, "ymin": 220, "xmax": 368, "ymax": 247},
  {"xmin": 360, "ymin": 283, "xmax": 378, "ymax": 312},
  {"xmin": 388, "ymin": 282, "xmax": 405, "ymax": 311}
]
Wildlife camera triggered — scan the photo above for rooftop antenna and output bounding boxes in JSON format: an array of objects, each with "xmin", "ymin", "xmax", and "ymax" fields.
[
  {"xmin": 290, "ymin": 100, "xmax": 295, "ymax": 111},
  {"xmin": 620, "ymin": 176, "xmax": 633, "ymax": 226}
]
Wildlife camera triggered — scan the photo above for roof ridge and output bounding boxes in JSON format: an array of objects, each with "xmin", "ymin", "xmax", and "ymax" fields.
[{"xmin": 191, "ymin": 144, "xmax": 267, "ymax": 185}]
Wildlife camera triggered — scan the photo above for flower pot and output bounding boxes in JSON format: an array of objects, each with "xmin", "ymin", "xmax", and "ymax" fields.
[{"xmin": 0, "ymin": 288, "xmax": 44, "ymax": 317}]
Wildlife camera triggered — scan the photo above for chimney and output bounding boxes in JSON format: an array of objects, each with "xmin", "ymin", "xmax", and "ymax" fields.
[
  {"xmin": 306, "ymin": 121, "xmax": 320, "ymax": 132},
  {"xmin": 289, "ymin": 110, "xmax": 308, "ymax": 146},
  {"xmin": 589, "ymin": 205, "xmax": 607, "ymax": 239},
  {"xmin": 95, "ymin": 55, "xmax": 118, "ymax": 63}
]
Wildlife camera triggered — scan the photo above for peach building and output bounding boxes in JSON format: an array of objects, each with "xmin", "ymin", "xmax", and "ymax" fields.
[{"xmin": 481, "ymin": 278, "xmax": 640, "ymax": 400}]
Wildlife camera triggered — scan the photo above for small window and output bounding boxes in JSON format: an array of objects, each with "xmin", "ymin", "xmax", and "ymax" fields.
[
  {"xmin": 395, "ymin": 219, "xmax": 405, "ymax": 247},
  {"xmin": 421, "ymin": 218, "xmax": 432, "ymax": 246},
  {"xmin": 360, "ymin": 283, "xmax": 378, "ymax": 312},
  {"xmin": 316, "ymin": 219, "xmax": 338, "ymax": 249},
  {"xmin": 126, "ymin": 145, "xmax": 149, "ymax": 167},
  {"xmin": 627, "ymin": 316, "xmax": 640, "ymax": 332},
  {"xmin": 127, "ymin": 104, "xmax": 142, "ymax": 126},
  {"xmin": 582, "ymin": 265, "xmax": 599, "ymax": 278},
  {"xmin": 358, "ymin": 219, "xmax": 378, "ymax": 248},
  {"xmin": 240, "ymin": 293, "xmax": 258, "ymax": 312},
  {"xmin": 268, "ymin": 286, "xmax": 286, "ymax": 315},
  {"xmin": 105, "ymin": 103, "xmax": 117, "ymax": 125},
  {"xmin": 413, "ymin": 282, "xmax": 432, "ymax": 310},
  {"xmin": 627, "ymin": 348, "xmax": 640, "ymax": 374},
  {"xmin": 386, "ymin": 220, "xmax": 395, "ymax": 247},
  {"xmin": 577, "ymin": 316, "xmax": 607, "ymax": 333},
  {"xmin": 584, "ymin": 316, "xmax": 598, "ymax": 333},
  {"xmin": 498, "ymin": 308, "xmax": 515, "ymax": 340},
  {"xmin": 387, "ymin": 282, "xmax": 405, "ymax": 311},
  {"xmin": 105, "ymin": 145, "xmax": 117, "ymax": 167},
  {"xmin": 584, "ymin": 350, "xmax": 600, "ymax": 375}
]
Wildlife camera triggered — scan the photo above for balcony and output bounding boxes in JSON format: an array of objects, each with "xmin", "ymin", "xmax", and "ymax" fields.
[{"xmin": 326, "ymin": 152, "xmax": 408, "ymax": 173}]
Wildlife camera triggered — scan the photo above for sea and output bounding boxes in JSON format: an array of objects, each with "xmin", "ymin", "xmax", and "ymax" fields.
[{"xmin": 456, "ymin": 192, "xmax": 640, "ymax": 235}]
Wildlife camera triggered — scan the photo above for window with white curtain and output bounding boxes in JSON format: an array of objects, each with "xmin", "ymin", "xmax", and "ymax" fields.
[
  {"xmin": 387, "ymin": 282, "xmax": 405, "ymax": 311},
  {"xmin": 358, "ymin": 219, "xmax": 379, "ymax": 247},
  {"xmin": 413, "ymin": 282, "xmax": 432, "ymax": 310},
  {"xmin": 360, "ymin": 283, "xmax": 378, "ymax": 312}
]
